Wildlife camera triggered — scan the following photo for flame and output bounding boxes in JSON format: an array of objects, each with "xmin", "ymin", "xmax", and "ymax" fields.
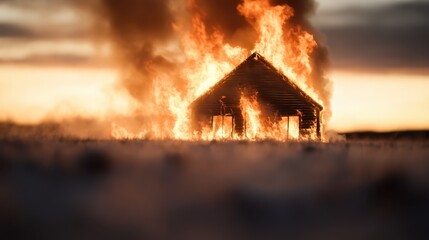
[
  {"xmin": 183, "ymin": 15, "xmax": 248, "ymax": 99},
  {"xmin": 238, "ymin": 0, "xmax": 320, "ymax": 102},
  {"xmin": 111, "ymin": 122, "xmax": 147, "ymax": 140},
  {"xmin": 240, "ymin": 93, "xmax": 300, "ymax": 141},
  {"xmin": 111, "ymin": 0, "xmax": 324, "ymax": 141},
  {"xmin": 240, "ymin": 94, "xmax": 262, "ymax": 140}
]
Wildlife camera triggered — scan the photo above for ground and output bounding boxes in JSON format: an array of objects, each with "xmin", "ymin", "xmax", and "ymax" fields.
[{"xmin": 1, "ymin": 138, "xmax": 429, "ymax": 239}]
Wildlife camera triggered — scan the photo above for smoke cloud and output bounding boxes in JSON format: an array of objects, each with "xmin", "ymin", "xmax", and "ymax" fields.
[{"xmin": 84, "ymin": 0, "xmax": 179, "ymax": 102}]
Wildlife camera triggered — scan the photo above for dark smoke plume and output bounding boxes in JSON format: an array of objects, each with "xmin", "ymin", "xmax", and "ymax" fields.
[
  {"xmin": 87, "ymin": 0, "xmax": 181, "ymax": 102},
  {"xmin": 188, "ymin": 0, "xmax": 317, "ymax": 48}
]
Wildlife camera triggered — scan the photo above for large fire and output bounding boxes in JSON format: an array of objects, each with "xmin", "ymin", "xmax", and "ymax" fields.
[{"xmin": 111, "ymin": 0, "xmax": 325, "ymax": 141}]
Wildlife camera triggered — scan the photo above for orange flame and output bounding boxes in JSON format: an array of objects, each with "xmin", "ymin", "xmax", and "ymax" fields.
[
  {"xmin": 240, "ymin": 93, "xmax": 300, "ymax": 141},
  {"xmin": 112, "ymin": 0, "xmax": 324, "ymax": 141},
  {"xmin": 240, "ymin": 94, "xmax": 262, "ymax": 140},
  {"xmin": 111, "ymin": 122, "xmax": 146, "ymax": 140},
  {"xmin": 238, "ymin": 0, "xmax": 319, "ymax": 102}
]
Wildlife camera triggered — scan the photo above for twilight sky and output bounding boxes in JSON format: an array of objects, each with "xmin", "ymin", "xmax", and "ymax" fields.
[
  {"xmin": 0, "ymin": 0, "xmax": 428, "ymax": 132},
  {"xmin": 314, "ymin": 0, "xmax": 429, "ymax": 131}
]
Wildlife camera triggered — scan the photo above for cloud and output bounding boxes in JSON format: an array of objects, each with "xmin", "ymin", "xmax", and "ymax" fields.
[
  {"xmin": 0, "ymin": 0, "xmax": 90, "ymax": 40},
  {"xmin": 0, "ymin": 0, "xmax": 75, "ymax": 9},
  {"xmin": 315, "ymin": 1, "xmax": 429, "ymax": 70},
  {"xmin": 0, "ymin": 23, "xmax": 35, "ymax": 38},
  {"xmin": 0, "ymin": 54, "xmax": 90, "ymax": 65},
  {"xmin": 321, "ymin": 25, "xmax": 429, "ymax": 69},
  {"xmin": 0, "ymin": 22, "xmax": 87, "ymax": 40}
]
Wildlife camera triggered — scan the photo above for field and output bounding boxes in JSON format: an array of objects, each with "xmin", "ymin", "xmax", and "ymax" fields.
[{"xmin": 1, "ymin": 132, "xmax": 429, "ymax": 239}]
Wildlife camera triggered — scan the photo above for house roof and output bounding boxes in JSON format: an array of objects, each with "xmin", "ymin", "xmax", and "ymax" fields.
[{"xmin": 191, "ymin": 52, "xmax": 323, "ymax": 115}]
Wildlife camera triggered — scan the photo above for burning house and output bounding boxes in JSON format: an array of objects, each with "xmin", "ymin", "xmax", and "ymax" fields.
[
  {"xmin": 109, "ymin": 0, "xmax": 331, "ymax": 141},
  {"xmin": 191, "ymin": 52, "xmax": 323, "ymax": 140}
]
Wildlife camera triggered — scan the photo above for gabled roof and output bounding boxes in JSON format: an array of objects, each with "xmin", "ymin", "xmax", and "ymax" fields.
[{"xmin": 191, "ymin": 52, "xmax": 323, "ymax": 113}]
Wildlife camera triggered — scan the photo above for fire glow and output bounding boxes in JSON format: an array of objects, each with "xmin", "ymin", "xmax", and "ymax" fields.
[
  {"xmin": 111, "ymin": 0, "xmax": 329, "ymax": 141},
  {"xmin": 238, "ymin": 94, "xmax": 300, "ymax": 141}
]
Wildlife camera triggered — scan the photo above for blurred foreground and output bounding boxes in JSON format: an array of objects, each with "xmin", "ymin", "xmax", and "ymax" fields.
[{"xmin": 1, "ymin": 137, "xmax": 429, "ymax": 239}]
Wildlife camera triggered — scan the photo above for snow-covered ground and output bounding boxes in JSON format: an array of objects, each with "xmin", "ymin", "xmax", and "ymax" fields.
[{"xmin": 1, "ymin": 139, "xmax": 429, "ymax": 239}]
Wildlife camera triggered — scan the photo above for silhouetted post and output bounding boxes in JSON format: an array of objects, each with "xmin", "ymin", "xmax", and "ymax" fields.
[
  {"xmin": 286, "ymin": 116, "xmax": 290, "ymax": 141},
  {"xmin": 220, "ymin": 96, "xmax": 227, "ymax": 139},
  {"xmin": 221, "ymin": 115, "xmax": 224, "ymax": 138},
  {"xmin": 231, "ymin": 116, "xmax": 234, "ymax": 138},
  {"xmin": 244, "ymin": 116, "xmax": 247, "ymax": 139},
  {"xmin": 316, "ymin": 110, "xmax": 321, "ymax": 140}
]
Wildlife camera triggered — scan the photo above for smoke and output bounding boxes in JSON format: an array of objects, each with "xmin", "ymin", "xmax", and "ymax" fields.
[
  {"xmin": 84, "ymin": 0, "xmax": 180, "ymax": 103},
  {"xmin": 83, "ymin": 0, "xmax": 331, "ymax": 135}
]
